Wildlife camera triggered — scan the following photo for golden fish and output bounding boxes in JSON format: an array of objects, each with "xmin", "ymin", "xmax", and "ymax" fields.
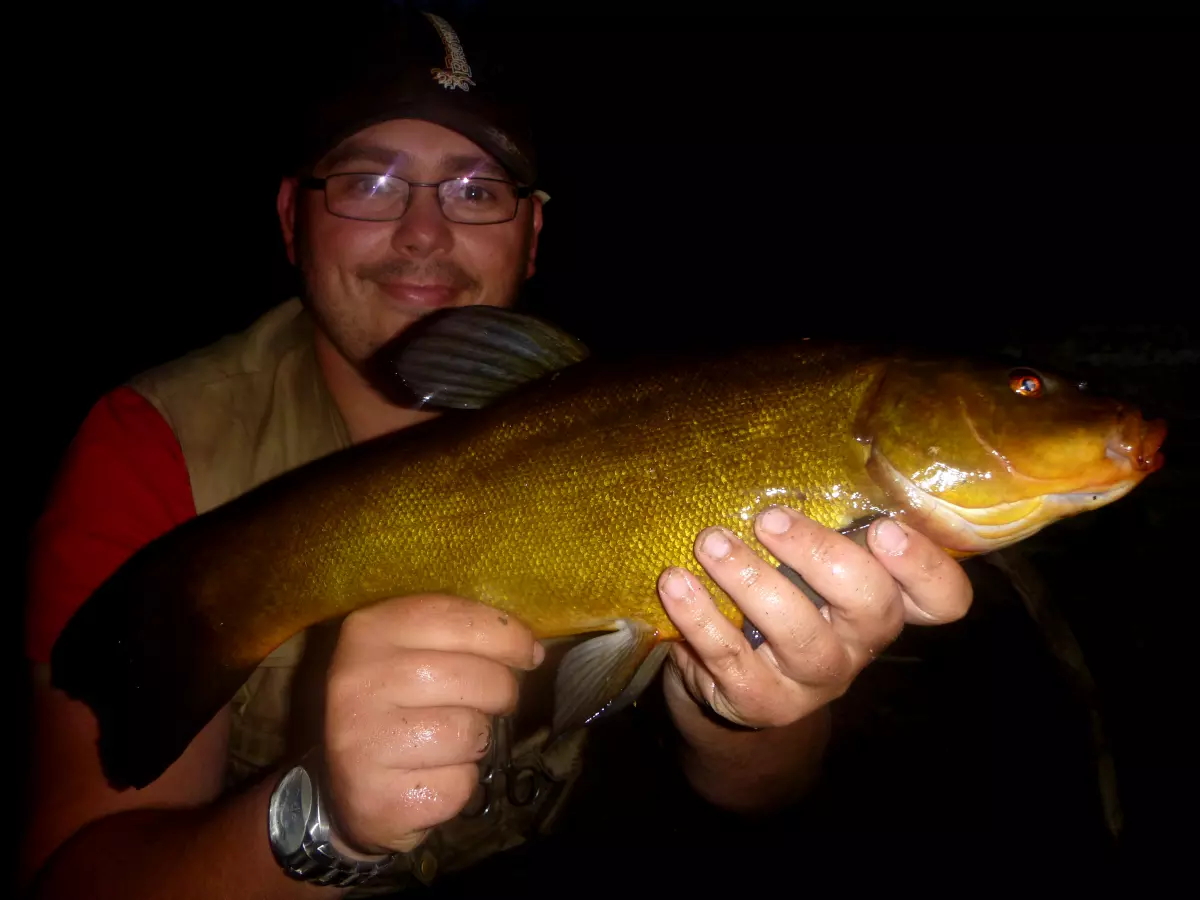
[{"xmin": 50, "ymin": 308, "xmax": 1166, "ymax": 790}]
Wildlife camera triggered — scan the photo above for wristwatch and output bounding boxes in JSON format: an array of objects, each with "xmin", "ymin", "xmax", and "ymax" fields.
[{"xmin": 267, "ymin": 747, "xmax": 399, "ymax": 887}]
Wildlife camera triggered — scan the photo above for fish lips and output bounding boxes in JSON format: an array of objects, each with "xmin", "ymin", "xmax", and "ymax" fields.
[{"xmin": 1108, "ymin": 413, "xmax": 1167, "ymax": 473}]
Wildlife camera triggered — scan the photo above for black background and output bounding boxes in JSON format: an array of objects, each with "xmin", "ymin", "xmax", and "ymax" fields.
[{"xmin": 14, "ymin": 0, "xmax": 1197, "ymax": 889}]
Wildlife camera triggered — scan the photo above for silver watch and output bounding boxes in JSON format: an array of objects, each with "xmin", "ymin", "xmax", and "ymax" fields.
[{"xmin": 267, "ymin": 748, "xmax": 399, "ymax": 887}]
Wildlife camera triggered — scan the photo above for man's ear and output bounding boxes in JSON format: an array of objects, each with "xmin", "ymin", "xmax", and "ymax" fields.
[
  {"xmin": 525, "ymin": 194, "xmax": 545, "ymax": 279},
  {"xmin": 277, "ymin": 176, "xmax": 300, "ymax": 265}
]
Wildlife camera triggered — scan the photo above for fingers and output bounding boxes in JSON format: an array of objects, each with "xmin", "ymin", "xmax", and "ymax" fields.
[
  {"xmin": 662, "ymin": 528, "xmax": 850, "ymax": 686},
  {"xmin": 327, "ymin": 649, "xmax": 519, "ymax": 718},
  {"xmin": 326, "ymin": 705, "xmax": 493, "ymax": 772},
  {"xmin": 326, "ymin": 592, "xmax": 546, "ymax": 856},
  {"xmin": 752, "ymin": 506, "xmax": 906, "ymax": 666},
  {"xmin": 343, "ymin": 593, "xmax": 543, "ymax": 670},
  {"xmin": 658, "ymin": 571, "xmax": 803, "ymax": 727},
  {"xmin": 658, "ymin": 566, "xmax": 756, "ymax": 683},
  {"xmin": 864, "ymin": 517, "xmax": 974, "ymax": 625},
  {"xmin": 656, "ymin": 504, "xmax": 974, "ymax": 733}
]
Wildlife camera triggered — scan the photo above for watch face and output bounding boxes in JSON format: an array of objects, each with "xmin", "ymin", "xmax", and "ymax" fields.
[{"xmin": 269, "ymin": 766, "xmax": 313, "ymax": 856}]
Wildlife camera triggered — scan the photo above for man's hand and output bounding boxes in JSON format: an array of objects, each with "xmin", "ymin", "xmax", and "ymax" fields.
[
  {"xmin": 322, "ymin": 594, "xmax": 544, "ymax": 855},
  {"xmin": 657, "ymin": 505, "xmax": 972, "ymax": 809}
]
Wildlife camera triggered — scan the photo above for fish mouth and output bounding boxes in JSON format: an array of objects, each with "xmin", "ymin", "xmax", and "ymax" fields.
[
  {"xmin": 1108, "ymin": 412, "xmax": 1167, "ymax": 473},
  {"xmin": 867, "ymin": 451, "xmax": 1145, "ymax": 556},
  {"xmin": 961, "ymin": 403, "xmax": 1167, "ymax": 486}
]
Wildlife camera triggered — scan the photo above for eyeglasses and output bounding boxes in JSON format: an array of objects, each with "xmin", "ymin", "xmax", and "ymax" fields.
[{"xmin": 299, "ymin": 173, "xmax": 534, "ymax": 225}]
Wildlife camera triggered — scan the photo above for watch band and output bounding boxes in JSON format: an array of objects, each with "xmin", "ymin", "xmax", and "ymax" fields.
[{"xmin": 269, "ymin": 748, "xmax": 400, "ymax": 888}]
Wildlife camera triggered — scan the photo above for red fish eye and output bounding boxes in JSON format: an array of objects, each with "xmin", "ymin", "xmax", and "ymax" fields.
[{"xmin": 1009, "ymin": 368, "xmax": 1043, "ymax": 397}]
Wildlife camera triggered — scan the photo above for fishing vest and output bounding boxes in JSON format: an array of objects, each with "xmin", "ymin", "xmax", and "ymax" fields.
[{"xmin": 126, "ymin": 298, "xmax": 586, "ymax": 892}]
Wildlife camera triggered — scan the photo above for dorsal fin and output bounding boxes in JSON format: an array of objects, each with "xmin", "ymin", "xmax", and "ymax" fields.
[{"xmin": 365, "ymin": 305, "xmax": 590, "ymax": 410}]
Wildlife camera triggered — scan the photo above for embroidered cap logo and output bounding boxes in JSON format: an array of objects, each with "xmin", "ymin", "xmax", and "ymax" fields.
[{"xmin": 424, "ymin": 12, "xmax": 475, "ymax": 91}]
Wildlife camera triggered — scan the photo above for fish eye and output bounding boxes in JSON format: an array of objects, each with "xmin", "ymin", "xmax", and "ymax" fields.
[{"xmin": 1008, "ymin": 368, "xmax": 1044, "ymax": 397}]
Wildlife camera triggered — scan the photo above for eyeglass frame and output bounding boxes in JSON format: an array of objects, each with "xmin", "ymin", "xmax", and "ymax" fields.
[{"xmin": 298, "ymin": 173, "xmax": 536, "ymax": 225}]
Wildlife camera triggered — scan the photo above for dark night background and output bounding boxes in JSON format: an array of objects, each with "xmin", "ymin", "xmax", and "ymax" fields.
[{"xmin": 13, "ymin": 1, "xmax": 1197, "ymax": 890}]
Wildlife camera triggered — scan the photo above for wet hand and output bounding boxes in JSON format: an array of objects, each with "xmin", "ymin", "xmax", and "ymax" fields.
[
  {"xmin": 659, "ymin": 505, "xmax": 972, "ymax": 729},
  {"xmin": 322, "ymin": 594, "xmax": 544, "ymax": 855}
]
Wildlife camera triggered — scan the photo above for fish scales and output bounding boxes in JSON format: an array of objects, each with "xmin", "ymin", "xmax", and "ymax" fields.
[{"xmin": 187, "ymin": 344, "xmax": 883, "ymax": 664}]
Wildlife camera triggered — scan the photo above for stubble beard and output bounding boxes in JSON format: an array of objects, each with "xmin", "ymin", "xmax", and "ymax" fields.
[{"xmin": 294, "ymin": 215, "xmax": 533, "ymax": 371}]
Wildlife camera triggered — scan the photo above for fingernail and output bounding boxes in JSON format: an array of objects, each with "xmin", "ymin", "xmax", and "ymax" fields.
[
  {"xmin": 661, "ymin": 570, "xmax": 693, "ymax": 601},
  {"xmin": 701, "ymin": 529, "xmax": 731, "ymax": 559},
  {"xmin": 533, "ymin": 642, "xmax": 546, "ymax": 666},
  {"xmin": 758, "ymin": 506, "xmax": 792, "ymax": 535},
  {"xmin": 874, "ymin": 518, "xmax": 909, "ymax": 554}
]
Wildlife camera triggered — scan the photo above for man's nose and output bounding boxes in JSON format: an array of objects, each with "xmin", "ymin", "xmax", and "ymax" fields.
[{"xmin": 391, "ymin": 185, "xmax": 453, "ymax": 255}]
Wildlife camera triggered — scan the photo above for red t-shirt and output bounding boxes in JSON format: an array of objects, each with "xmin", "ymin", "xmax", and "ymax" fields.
[{"xmin": 25, "ymin": 387, "xmax": 197, "ymax": 664}]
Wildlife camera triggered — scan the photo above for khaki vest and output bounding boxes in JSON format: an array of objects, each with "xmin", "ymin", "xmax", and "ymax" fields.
[{"xmin": 127, "ymin": 299, "xmax": 585, "ymax": 891}]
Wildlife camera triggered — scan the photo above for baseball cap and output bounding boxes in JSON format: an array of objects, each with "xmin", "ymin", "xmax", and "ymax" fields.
[{"xmin": 288, "ymin": 5, "xmax": 540, "ymax": 187}]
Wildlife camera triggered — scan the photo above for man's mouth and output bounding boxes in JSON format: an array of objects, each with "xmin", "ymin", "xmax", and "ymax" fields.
[{"xmin": 376, "ymin": 280, "xmax": 461, "ymax": 310}]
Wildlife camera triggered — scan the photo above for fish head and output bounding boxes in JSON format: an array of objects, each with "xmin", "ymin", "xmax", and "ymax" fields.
[{"xmin": 859, "ymin": 357, "xmax": 1166, "ymax": 555}]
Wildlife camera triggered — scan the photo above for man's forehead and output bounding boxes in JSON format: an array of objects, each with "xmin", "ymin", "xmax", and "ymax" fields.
[{"xmin": 317, "ymin": 122, "xmax": 508, "ymax": 179}]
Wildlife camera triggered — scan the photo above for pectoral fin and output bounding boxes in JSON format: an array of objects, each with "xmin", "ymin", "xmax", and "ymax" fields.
[{"xmin": 551, "ymin": 619, "xmax": 667, "ymax": 739}]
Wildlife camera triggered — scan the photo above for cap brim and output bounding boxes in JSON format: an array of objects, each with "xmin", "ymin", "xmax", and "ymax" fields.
[{"xmin": 308, "ymin": 99, "xmax": 538, "ymax": 187}]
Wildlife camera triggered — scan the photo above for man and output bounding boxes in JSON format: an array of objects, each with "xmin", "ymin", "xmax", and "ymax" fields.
[{"xmin": 20, "ymin": 8, "xmax": 973, "ymax": 897}]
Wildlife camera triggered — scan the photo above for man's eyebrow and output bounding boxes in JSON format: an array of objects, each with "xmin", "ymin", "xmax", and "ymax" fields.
[
  {"xmin": 319, "ymin": 142, "xmax": 410, "ymax": 173},
  {"xmin": 318, "ymin": 143, "xmax": 510, "ymax": 180},
  {"xmin": 440, "ymin": 153, "xmax": 509, "ymax": 180}
]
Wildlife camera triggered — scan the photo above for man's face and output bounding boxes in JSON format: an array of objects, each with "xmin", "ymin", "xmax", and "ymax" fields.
[{"xmin": 279, "ymin": 118, "xmax": 543, "ymax": 365}]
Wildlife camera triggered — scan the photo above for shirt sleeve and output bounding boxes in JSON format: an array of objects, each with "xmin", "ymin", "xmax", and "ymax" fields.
[{"xmin": 25, "ymin": 386, "xmax": 197, "ymax": 664}]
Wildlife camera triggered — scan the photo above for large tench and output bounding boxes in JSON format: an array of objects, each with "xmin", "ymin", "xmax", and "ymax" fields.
[{"xmin": 50, "ymin": 308, "xmax": 1166, "ymax": 790}]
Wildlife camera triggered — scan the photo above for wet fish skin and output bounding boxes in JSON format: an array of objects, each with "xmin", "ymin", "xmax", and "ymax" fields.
[{"xmin": 49, "ymin": 312, "xmax": 1165, "ymax": 790}]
